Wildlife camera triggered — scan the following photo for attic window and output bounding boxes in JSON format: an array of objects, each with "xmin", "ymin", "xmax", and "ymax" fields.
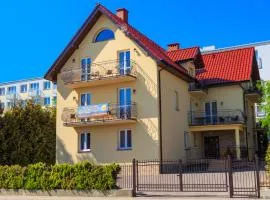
[{"xmin": 94, "ymin": 29, "xmax": 115, "ymax": 42}]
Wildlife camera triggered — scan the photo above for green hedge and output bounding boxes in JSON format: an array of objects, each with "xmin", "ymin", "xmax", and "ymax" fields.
[{"xmin": 0, "ymin": 162, "xmax": 120, "ymax": 191}]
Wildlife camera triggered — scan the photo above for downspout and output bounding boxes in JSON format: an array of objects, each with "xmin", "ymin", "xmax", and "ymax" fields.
[
  {"xmin": 158, "ymin": 67, "xmax": 165, "ymax": 164},
  {"xmin": 240, "ymin": 84, "xmax": 249, "ymax": 158}
]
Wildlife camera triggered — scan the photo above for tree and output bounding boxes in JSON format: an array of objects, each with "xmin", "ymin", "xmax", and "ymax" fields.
[{"xmin": 0, "ymin": 100, "xmax": 56, "ymax": 165}]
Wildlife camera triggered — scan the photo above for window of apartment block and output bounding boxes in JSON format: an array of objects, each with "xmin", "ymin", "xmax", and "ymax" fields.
[
  {"xmin": 30, "ymin": 83, "xmax": 39, "ymax": 91},
  {"xmin": 52, "ymin": 96, "xmax": 57, "ymax": 106},
  {"xmin": 119, "ymin": 130, "xmax": 132, "ymax": 150},
  {"xmin": 7, "ymin": 86, "xmax": 16, "ymax": 94},
  {"xmin": 174, "ymin": 91, "xmax": 179, "ymax": 111},
  {"xmin": 43, "ymin": 81, "xmax": 51, "ymax": 90},
  {"xmin": 44, "ymin": 97, "xmax": 51, "ymax": 106},
  {"xmin": 53, "ymin": 83, "xmax": 57, "ymax": 90},
  {"xmin": 79, "ymin": 133, "xmax": 91, "ymax": 152},
  {"xmin": 0, "ymin": 88, "xmax": 5, "ymax": 96},
  {"xmin": 0, "ymin": 102, "xmax": 5, "ymax": 110},
  {"xmin": 256, "ymin": 104, "xmax": 266, "ymax": 117},
  {"xmin": 20, "ymin": 100, "xmax": 27, "ymax": 107},
  {"xmin": 20, "ymin": 84, "xmax": 27, "ymax": 93}
]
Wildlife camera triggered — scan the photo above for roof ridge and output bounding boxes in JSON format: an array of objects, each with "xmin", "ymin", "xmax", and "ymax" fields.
[{"xmin": 202, "ymin": 46, "xmax": 254, "ymax": 55}]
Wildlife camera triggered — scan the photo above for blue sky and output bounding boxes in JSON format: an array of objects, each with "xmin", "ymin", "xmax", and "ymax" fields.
[{"xmin": 0, "ymin": 0, "xmax": 269, "ymax": 82}]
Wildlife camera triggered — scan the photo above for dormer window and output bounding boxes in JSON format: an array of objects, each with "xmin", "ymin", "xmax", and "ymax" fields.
[{"xmin": 94, "ymin": 29, "xmax": 115, "ymax": 42}]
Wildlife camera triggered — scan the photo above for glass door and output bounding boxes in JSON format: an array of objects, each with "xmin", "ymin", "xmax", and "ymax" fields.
[
  {"xmin": 119, "ymin": 51, "xmax": 131, "ymax": 75},
  {"xmin": 81, "ymin": 93, "xmax": 91, "ymax": 107},
  {"xmin": 205, "ymin": 101, "xmax": 217, "ymax": 124},
  {"xmin": 119, "ymin": 88, "xmax": 132, "ymax": 119},
  {"xmin": 81, "ymin": 58, "xmax": 91, "ymax": 81}
]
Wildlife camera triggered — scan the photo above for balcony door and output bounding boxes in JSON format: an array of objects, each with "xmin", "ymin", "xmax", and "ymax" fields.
[
  {"xmin": 81, "ymin": 58, "xmax": 91, "ymax": 81},
  {"xmin": 205, "ymin": 101, "xmax": 217, "ymax": 124},
  {"xmin": 119, "ymin": 88, "xmax": 131, "ymax": 119},
  {"xmin": 119, "ymin": 51, "xmax": 131, "ymax": 75},
  {"xmin": 81, "ymin": 93, "xmax": 91, "ymax": 107}
]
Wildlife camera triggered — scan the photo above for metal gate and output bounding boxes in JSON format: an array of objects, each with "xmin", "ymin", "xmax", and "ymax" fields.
[
  {"xmin": 135, "ymin": 159, "xmax": 228, "ymax": 193},
  {"xmin": 118, "ymin": 157, "xmax": 262, "ymax": 198},
  {"xmin": 229, "ymin": 158, "xmax": 260, "ymax": 198}
]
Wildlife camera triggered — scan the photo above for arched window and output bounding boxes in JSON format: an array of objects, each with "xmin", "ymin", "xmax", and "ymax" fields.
[{"xmin": 94, "ymin": 29, "xmax": 115, "ymax": 42}]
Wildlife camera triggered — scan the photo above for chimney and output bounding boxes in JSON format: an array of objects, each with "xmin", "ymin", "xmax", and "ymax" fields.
[
  {"xmin": 167, "ymin": 43, "xmax": 180, "ymax": 52},
  {"xmin": 116, "ymin": 8, "xmax": 128, "ymax": 23}
]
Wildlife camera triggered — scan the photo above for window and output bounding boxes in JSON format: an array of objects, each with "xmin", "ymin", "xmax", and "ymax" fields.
[
  {"xmin": 256, "ymin": 104, "xmax": 265, "ymax": 118},
  {"xmin": 7, "ymin": 86, "xmax": 16, "ymax": 94},
  {"xmin": 34, "ymin": 98, "xmax": 40, "ymax": 105},
  {"xmin": 174, "ymin": 91, "xmax": 179, "ymax": 111},
  {"xmin": 43, "ymin": 81, "xmax": 51, "ymax": 90},
  {"xmin": 0, "ymin": 102, "xmax": 5, "ymax": 110},
  {"xmin": 94, "ymin": 29, "xmax": 114, "ymax": 42},
  {"xmin": 119, "ymin": 88, "xmax": 132, "ymax": 118},
  {"xmin": 81, "ymin": 58, "xmax": 91, "ymax": 81},
  {"xmin": 44, "ymin": 97, "xmax": 51, "ymax": 106},
  {"xmin": 20, "ymin": 100, "xmax": 27, "ymax": 107},
  {"xmin": 119, "ymin": 130, "xmax": 132, "ymax": 150},
  {"xmin": 255, "ymin": 50, "xmax": 263, "ymax": 69},
  {"xmin": 0, "ymin": 88, "xmax": 5, "ymax": 96},
  {"xmin": 81, "ymin": 93, "xmax": 91, "ymax": 106},
  {"xmin": 184, "ymin": 131, "xmax": 189, "ymax": 149},
  {"xmin": 52, "ymin": 96, "xmax": 57, "ymax": 106},
  {"xmin": 79, "ymin": 133, "xmax": 91, "ymax": 152},
  {"xmin": 20, "ymin": 84, "xmax": 27, "ymax": 93},
  {"xmin": 30, "ymin": 83, "xmax": 39, "ymax": 91},
  {"xmin": 119, "ymin": 51, "xmax": 131, "ymax": 75},
  {"xmin": 53, "ymin": 83, "xmax": 57, "ymax": 90}
]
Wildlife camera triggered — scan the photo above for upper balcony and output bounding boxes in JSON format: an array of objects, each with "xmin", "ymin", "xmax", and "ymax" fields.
[
  {"xmin": 188, "ymin": 109, "xmax": 246, "ymax": 127},
  {"xmin": 61, "ymin": 59, "xmax": 137, "ymax": 89},
  {"xmin": 188, "ymin": 82, "xmax": 208, "ymax": 97},
  {"xmin": 62, "ymin": 102, "xmax": 137, "ymax": 127}
]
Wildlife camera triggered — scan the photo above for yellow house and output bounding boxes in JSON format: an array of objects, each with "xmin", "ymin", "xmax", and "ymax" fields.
[{"xmin": 45, "ymin": 4, "xmax": 261, "ymax": 163}]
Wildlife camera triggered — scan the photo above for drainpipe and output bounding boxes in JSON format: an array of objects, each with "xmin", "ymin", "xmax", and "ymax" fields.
[
  {"xmin": 158, "ymin": 67, "xmax": 164, "ymax": 165},
  {"xmin": 240, "ymin": 84, "xmax": 250, "ymax": 159}
]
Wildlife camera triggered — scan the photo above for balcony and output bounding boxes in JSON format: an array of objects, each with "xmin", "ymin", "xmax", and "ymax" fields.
[
  {"xmin": 62, "ymin": 102, "xmax": 137, "ymax": 127},
  {"xmin": 189, "ymin": 109, "xmax": 246, "ymax": 126},
  {"xmin": 188, "ymin": 82, "xmax": 207, "ymax": 97},
  {"xmin": 244, "ymin": 86, "xmax": 262, "ymax": 103},
  {"xmin": 28, "ymin": 89, "xmax": 43, "ymax": 98},
  {"xmin": 61, "ymin": 59, "xmax": 137, "ymax": 89}
]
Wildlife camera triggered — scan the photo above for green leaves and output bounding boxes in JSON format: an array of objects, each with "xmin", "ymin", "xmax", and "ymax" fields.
[
  {"xmin": 0, "ymin": 162, "xmax": 120, "ymax": 191},
  {"xmin": 0, "ymin": 100, "xmax": 56, "ymax": 165}
]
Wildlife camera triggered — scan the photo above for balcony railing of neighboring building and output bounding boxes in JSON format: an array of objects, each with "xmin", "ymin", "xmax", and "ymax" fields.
[
  {"xmin": 188, "ymin": 109, "xmax": 246, "ymax": 126},
  {"xmin": 62, "ymin": 102, "xmax": 137, "ymax": 126},
  {"xmin": 61, "ymin": 59, "xmax": 137, "ymax": 85},
  {"xmin": 6, "ymin": 92, "xmax": 20, "ymax": 100},
  {"xmin": 28, "ymin": 89, "xmax": 43, "ymax": 98}
]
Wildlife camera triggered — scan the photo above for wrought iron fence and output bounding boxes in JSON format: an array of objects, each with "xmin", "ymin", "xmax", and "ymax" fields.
[
  {"xmin": 188, "ymin": 109, "xmax": 246, "ymax": 126},
  {"xmin": 117, "ymin": 156, "xmax": 268, "ymax": 198},
  {"xmin": 61, "ymin": 59, "xmax": 137, "ymax": 84},
  {"xmin": 62, "ymin": 102, "xmax": 137, "ymax": 126}
]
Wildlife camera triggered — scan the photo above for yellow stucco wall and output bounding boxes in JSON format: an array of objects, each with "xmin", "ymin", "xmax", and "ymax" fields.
[
  {"xmin": 160, "ymin": 69, "xmax": 190, "ymax": 161},
  {"xmin": 56, "ymin": 14, "xmax": 161, "ymax": 163}
]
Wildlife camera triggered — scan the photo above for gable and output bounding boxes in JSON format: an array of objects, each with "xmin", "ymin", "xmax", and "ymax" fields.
[{"xmin": 45, "ymin": 4, "xmax": 193, "ymax": 82}]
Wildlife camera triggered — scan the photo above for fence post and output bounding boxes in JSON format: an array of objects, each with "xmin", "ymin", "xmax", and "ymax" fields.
[
  {"xmin": 136, "ymin": 160, "xmax": 139, "ymax": 191},
  {"xmin": 179, "ymin": 159, "xmax": 183, "ymax": 192},
  {"xmin": 255, "ymin": 154, "xmax": 260, "ymax": 198},
  {"xmin": 228, "ymin": 155, "xmax": 233, "ymax": 198},
  {"xmin": 132, "ymin": 158, "xmax": 136, "ymax": 197}
]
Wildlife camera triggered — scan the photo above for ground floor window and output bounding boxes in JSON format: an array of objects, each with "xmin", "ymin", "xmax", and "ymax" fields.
[
  {"xmin": 119, "ymin": 129, "xmax": 132, "ymax": 150},
  {"xmin": 79, "ymin": 133, "xmax": 91, "ymax": 152}
]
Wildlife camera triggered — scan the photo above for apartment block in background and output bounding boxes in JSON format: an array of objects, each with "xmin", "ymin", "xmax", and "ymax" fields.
[{"xmin": 0, "ymin": 77, "xmax": 57, "ymax": 111}]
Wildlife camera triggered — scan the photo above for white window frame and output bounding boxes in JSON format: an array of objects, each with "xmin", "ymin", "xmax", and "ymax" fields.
[
  {"xmin": 43, "ymin": 81, "xmax": 51, "ymax": 90},
  {"xmin": 44, "ymin": 97, "xmax": 51, "ymax": 106},
  {"xmin": 118, "ymin": 129, "xmax": 132, "ymax": 150},
  {"xmin": 20, "ymin": 84, "xmax": 27, "ymax": 93},
  {"xmin": 79, "ymin": 132, "xmax": 91, "ymax": 152},
  {"xmin": 7, "ymin": 86, "xmax": 16, "ymax": 94},
  {"xmin": 0, "ymin": 88, "xmax": 5, "ymax": 96}
]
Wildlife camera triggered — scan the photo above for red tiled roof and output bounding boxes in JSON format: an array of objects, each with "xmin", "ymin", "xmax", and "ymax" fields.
[
  {"xmin": 45, "ymin": 4, "xmax": 193, "ymax": 81},
  {"xmin": 197, "ymin": 47, "xmax": 257, "ymax": 85},
  {"xmin": 166, "ymin": 47, "xmax": 199, "ymax": 62}
]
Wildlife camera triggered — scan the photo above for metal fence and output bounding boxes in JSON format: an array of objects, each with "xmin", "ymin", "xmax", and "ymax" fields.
[{"xmin": 117, "ymin": 156, "xmax": 270, "ymax": 198}]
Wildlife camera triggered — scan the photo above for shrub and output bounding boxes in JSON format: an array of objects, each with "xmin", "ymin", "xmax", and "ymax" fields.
[{"xmin": 0, "ymin": 162, "xmax": 120, "ymax": 191}]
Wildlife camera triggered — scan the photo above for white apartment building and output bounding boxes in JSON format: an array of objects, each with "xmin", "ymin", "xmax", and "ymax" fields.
[
  {"xmin": 201, "ymin": 40, "xmax": 270, "ymax": 119},
  {"xmin": 0, "ymin": 77, "xmax": 57, "ymax": 111}
]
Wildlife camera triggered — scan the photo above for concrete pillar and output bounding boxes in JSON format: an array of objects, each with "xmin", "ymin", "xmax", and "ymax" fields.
[{"xmin": 235, "ymin": 128, "xmax": 241, "ymax": 159}]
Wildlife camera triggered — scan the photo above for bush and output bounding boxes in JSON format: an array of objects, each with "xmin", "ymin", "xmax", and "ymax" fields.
[{"xmin": 0, "ymin": 162, "xmax": 120, "ymax": 191}]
